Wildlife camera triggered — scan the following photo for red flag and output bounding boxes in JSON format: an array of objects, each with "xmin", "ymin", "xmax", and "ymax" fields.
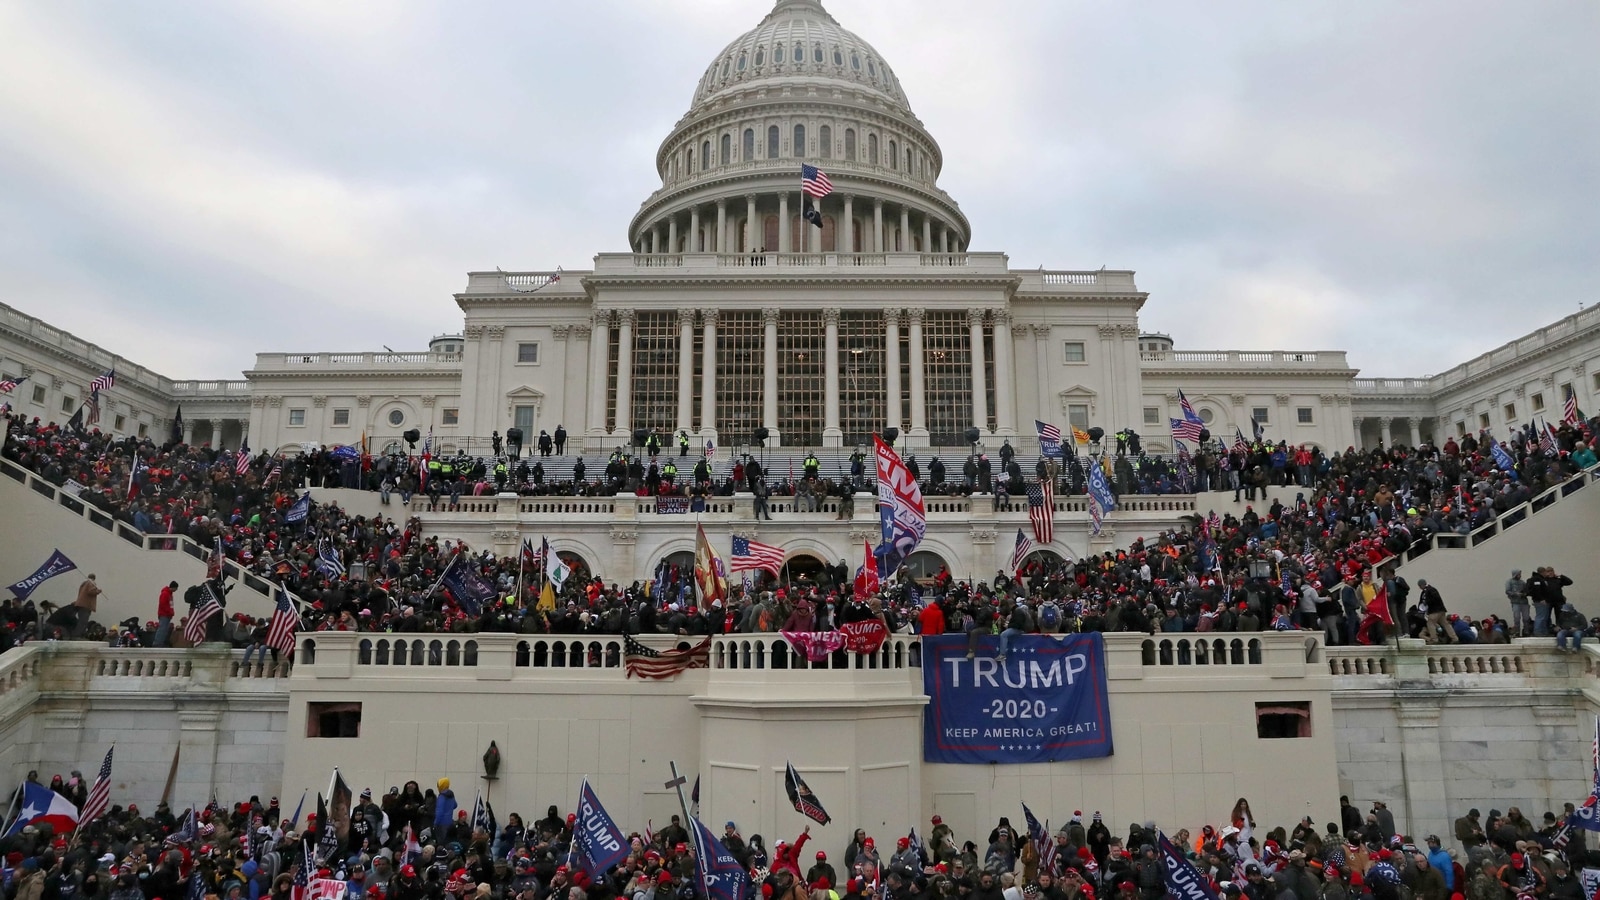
[
  {"xmin": 1366, "ymin": 582, "xmax": 1394, "ymax": 626},
  {"xmin": 853, "ymin": 539, "xmax": 880, "ymax": 600}
]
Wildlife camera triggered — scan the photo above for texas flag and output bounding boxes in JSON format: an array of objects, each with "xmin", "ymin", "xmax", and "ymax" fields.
[{"xmin": 4, "ymin": 781, "xmax": 80, "ymax": 836}]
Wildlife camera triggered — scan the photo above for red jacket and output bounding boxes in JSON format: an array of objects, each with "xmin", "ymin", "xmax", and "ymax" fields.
[
  {"xmin": 774, "ymin": 831, "xmax": 811, "ymax": 878},
  {"xmin": 158, "ymin": 585, "xmax": 176, "ymax": 618},
  {"xmin": 919, "ymin": 603, "xmax": 946, "ymax": 636}
]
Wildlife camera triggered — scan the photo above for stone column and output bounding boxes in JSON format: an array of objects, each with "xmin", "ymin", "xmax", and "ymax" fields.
[
  {"xmin": 668, "ymin": 217, "xmax": 678, "ymax": 255},
  {"xmin": 1033, "ymin": 325, "xmax": 1050, "ymax": 419},
  {"xmin": 716, "ymin": 200, "xmax": 728, "ymax": 254},
  {"xmin": 941, "ymin": 227, "xmax": 950, "ymax": 253},
  {"xmin": 1352, "ymin": 417, "xmax": 1367, "ymax": 449},
  {"xmin": 1380, "ymin": 419, "xmax": 1393, "ymax": 448},
  {"xmin": 899, "ymin": 207, "xmax": 910, "ymax": 252},
  {"xmin": 183, "ymin": 420, "xmax": 195, "ymax": 446},
  {"xmin": 779, "ymin": 193, "xmax": 790, "ymax": 254},
  {"xmin": 993, "ymin": 309, "xmax": 1016, "ymax": 435},
  {"xmin": 908, "ymin": 309, "xmax": 927, "ymax": 440},
  {"xmin": 745, "ymin": 195, "xmax": 758, "ymax": 254},
  {"xmin": 1408, "ymin": 417, "xmax": 1421, "ymax": 448},
  {"xmin": 676, "ymin": 309, "xmax": 696, "ymax": 433},
  {"xmin": 823, "ymin": 307, "xmax": 842, "ymax": 446},
  {"xmin": 700, "ymin": 309, "xmax": 719, "ymax": 442},
  {"xmin": 921, "ymin": 215, "xmax": 932, "ymax": 254},
  {"xmin": 969, "ymin": 308, "xmax": 989, "ymax": 433},
  {"xmin": 587, "ymin": 311, "xmax": 610, "ymax": 437},
  {"xmin": 842, "ymin": 195, "xmax": 854, "ymax": 255},
  {"xmin": 614, "ymin": 310, "xmax": 635, "ymax": 434},
  {"xmin": 652, "ymin": 227, "xmax": 662, "ymax": 254},
  {"xmin": 885, "ymin": 309, "xmax": 903, "ymax": 434},
  {"xmin": 1395, "ymin": 701, "xmax": 1451, "ymax": 843},
  {"xmin": 873, "ymin": 199, "xmax": 884, "ymax": 253},
  {"xmin": 689, "ymin": 207, "xmax": 701, "ymax": 252},
  {"xmin": 763, "ymin": 308, "xmax": 780, "ymax": 444}
]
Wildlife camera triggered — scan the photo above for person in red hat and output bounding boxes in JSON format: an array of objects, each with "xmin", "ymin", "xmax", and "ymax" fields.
[{"xmin": 806, "ymin": 851, "xmax": 836, "ymax": 889}]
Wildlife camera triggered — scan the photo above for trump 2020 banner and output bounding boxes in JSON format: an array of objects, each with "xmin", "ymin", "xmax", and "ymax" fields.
[
  {"xmin": 921, "ymin": 633, "xmax": 1113, "ymax": 764},
  {"xmin": 9, "ymin": 549, "xmax": 77, "ymax": 600}
]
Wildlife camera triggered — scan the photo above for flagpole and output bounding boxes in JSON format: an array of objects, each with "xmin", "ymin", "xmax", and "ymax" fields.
[
  {"xmin": 0, "ymin": 782, "xmax": 21, "ymax": 837},
  {"xmin": 665, "ymin": 761, "xmax": 711, "ymax": 900}
]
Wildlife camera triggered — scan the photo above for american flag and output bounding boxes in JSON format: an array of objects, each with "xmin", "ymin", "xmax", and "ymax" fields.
[
  {"xmin": 267, "ymin": 458, "xmax": 283, "ymax": 484},
  {"xmin": 1021, "ymin": 803, "xmax": 1056, "ymax": 876},
  {"xmin": 207, "ymin": 537, "xmax": 225, "ymax": 580},
  {"xmin": 79, "ymin": 745, "xmax": 115, "ymax": 828},
  {"xmin": 1178, "ymin": 390, "xmax": 1200, "ymax": 421},
  {"xmin": 183, "ymin": 583, "xmax": 223, "ymax": 645},
  {"xmin": 266, "ymin": 584, "xmax": 300, "ymax": 655},
  {"xmin": 623, "ymin": 636, "xmax": 710, "ymax": 679},
  {"xmin": 1206, "ymin": 511, "xmax": 1222, "ymax": 535},
  {"xmin": 1233, "ymin": 427, "xmax": 1250, "ymax": 454},
  {"xmin": 235, "ymin": 441, "xmax": 252, "ymax": 476},
  {"xmin": 1170, "ymin": 417, "xmax": 1204, "ymax": 442},
  {"xmin": 1567, "ymin": 389, "xmax": 1581, "ymax": 425},
  {"xmin": 730, "ymin": 535, "xmax": 785, "ymax": 576},
  {"xmin": 89, "ymin": 369, "xmax": 116, "ymax": 393},
  {"xmin": 1036, "ymin": 419, "xmax": 1063, "ymax": 458},
  {"xmin": 522, "ymin": 538, "xmax": 543, "ymax": 566},
  {"xmin": 1542, "ymin": 421, "xmax": 1560, "ymax": 456},
  {"xmin": 0, "ymin": 374, "xmax": 25, "ymax": 393},
  {"xmin": 1027, "ymin": 480, "xmax": 1054, "ymax": 544},
  {"xmin": 1009, "ymin": 528, "xmax": 1035, "ymax": 575},
  {"xmin": 801, "ymin": 164, "xmax": 834, "ymax": 199}
]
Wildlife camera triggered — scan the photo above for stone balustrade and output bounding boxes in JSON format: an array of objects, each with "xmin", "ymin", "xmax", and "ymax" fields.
[{"xmin": 1323, "ymin": 638, "xmax": 1579, "ymax": 688}]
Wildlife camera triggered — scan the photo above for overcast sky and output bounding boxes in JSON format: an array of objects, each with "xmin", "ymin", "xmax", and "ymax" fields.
[{"xmin": 1, "ymin": 1, "xmax": 1595, "ymax": 379}]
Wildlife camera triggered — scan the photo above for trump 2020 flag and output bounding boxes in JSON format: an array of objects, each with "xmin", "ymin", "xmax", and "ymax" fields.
[
  {"xmin": 284, "ymin": 492, "xmax": 312, "ymax": 526},
  {"xmin": 1087, "ymin": 461, "xmax": 1116, "ymax": 536},
  {"xmin": 1491, "ymin": 441, "xmax": 1518, "ymax": 473},
  {"xmin": 574, "ymin": 778, "xmax": 631, "ymax": 880},
  {"xmin": 690, "ymin": 815, "xmax": 750, "ymax": 900},
  {"xmin": 784, "ymin": 762, "xmax": 832, "ymax": 825},
  {"xmin": 8, "ymin": 549, "xmax": 77, "ymax": 600},
  {"xmin": 875, "ymin": 434, "xmax": 924, "ymax": 577},
  {"xmin": 1158, "ymin": 830, "xmax": 1221, "ymax": 900},
  {"xmin": 440, "ymin": 556, "xmax": 496, "ymax": 616}
]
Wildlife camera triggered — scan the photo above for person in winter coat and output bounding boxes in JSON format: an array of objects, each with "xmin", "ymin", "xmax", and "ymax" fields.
[
  {"xmin": 433, "ymin": 778, "xmax": 458, "ymax": 832},
  {"xmin": 772, "ymin": 827, "xmax": 812, "ymax": 879}
]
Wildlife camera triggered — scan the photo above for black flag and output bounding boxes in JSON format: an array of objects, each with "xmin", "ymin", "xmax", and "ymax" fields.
[
  {"xmin": 802, "ymin": 199, "xmax": 823, "ymax": 229},
  {"xmin": 66, "ymin": 404, "xmax": 84, "ymax": 434},
  {"xmin": 784, "ymin": 761, "xmax": 831, "ymax": 825}
]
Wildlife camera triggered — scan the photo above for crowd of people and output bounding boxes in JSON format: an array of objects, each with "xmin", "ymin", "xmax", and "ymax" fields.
[
  {"xmin": 1, "ymin": 779, "xmax": 1595, "ymax": 900},
  {"xmin": 1, "ymin": 409, "xmax": 1596, "ymax": 654}
]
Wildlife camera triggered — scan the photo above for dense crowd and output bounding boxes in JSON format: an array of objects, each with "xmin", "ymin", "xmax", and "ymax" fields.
[
  {"xmin": 1, "ymin": 780, "xmax": 1595, "ymax": 900},
  {"xmin": 2, "ymin": 410, "xmax": 1596, "ymax": 653}
]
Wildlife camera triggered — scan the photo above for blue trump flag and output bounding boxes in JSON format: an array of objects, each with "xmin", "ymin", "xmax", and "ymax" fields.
[
  {"xmin": 9, "ymin": 549, "xmax": 77, "ymax": 600},
  {"xmin": 439, "ymin": 557, "xmax": 496, "ymax": 616},
  {"xmin": 573, "ymin": 779, "xmax": 631, "ymax": 880},
  {"xmin": 689, "ymin": 815, "xmax": 750, "ymax": 900},
  {"xmin": 1158, "ymin": 830, "xmax": 1221, "ymax": 900},
  {"xmin": 284, "ymin": 492, "xmax": 312, "ymax": 526},
  {"xmin": 1491, "ymin": 441, "xmax": 1518, "ymax": 473},
  {"xmin": 921, "ymin": 633, "xmax": 1113, "ymax": 764}
]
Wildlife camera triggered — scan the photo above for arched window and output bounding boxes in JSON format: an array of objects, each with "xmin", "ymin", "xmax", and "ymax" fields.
[
  {"xmin": 767, "ymin": 125, "xmax": 780, "ymax": 159},
  {"xmin": 889, "ymin": 140, "xmax": 898, "ymax": 169},
  {"xmin": 701, "ymin": 140, "xmax": 710, "ymax": 170},
  {"xmin": 721, "ymin": 59, "xmax": 731, "ymax": 78},
  {"xmin": 831, "ymin": 48, "xmax": 841, "ymax": 65},
  {"xmin": 867, "ymin": 58, "xmax": 877, "ymax": 78},
  {"xmin": 775, "ymin": 44, "xmax": 785, "ymax": 63},
  {"xmin": 868, "ymin": 133, "xmax": 878, "ymax": 165},
  {"xmin": 743, "ymin": 128, "xmax": 755, "ymax": 161},
  {"xmin": 845, "ymin": 128, "xmax": 856, "ymax": 161},
  {"xmin": 794, "ymin": 43, "xmax": 803, "ymax": 64},
  {"xmin": 686, "ymin": 147, "xmax": 694, "ymax": 172},
  {"xmin": 850, "ymin": 52, "xmax": 860, "ymax": 70},
  {"xmin": 737, "ymin": 53, "xmax": 746, "ymax": 72},
  {"xmin": 721, "ymin": 133, "xmax": 731, "ymax": 165},
  {"xmin": 793, "ymin": 124, "xmax": 806, "ymax": 158},
  {"xmin": 754, "ymin": 47, "xmax": 764, "ymax": 67},
  {"xmin": 818, "ymin": 45, "xmax": 827, "ymax": 63},
  {"xmin": 819, "ymin": 125, "xmax": 831, "ymax": 159}
]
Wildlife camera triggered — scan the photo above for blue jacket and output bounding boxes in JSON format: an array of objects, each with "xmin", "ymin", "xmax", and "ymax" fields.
[
  {"xmin": 433, "ymin": 789, "xmax": 457, "ymax": 830},
  {"xmin": 1427, "ymin": 847, "xmax": 1454, "ymax": 889}
]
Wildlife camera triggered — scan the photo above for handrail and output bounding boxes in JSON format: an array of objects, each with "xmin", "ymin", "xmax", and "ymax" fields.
[{"xmin": 1402, "ymin": 462, "xmax": 1600, "ymax": 560}]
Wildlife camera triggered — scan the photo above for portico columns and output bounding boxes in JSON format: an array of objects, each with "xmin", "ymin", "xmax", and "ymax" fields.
[
  {"xmin": 715, "ymin": 200, "xmax": 728, "ymax": 254},
  {"xmin": 745, "ymin": 195, "xmax": 758, "ymax": 254},
  {"xmin": 885, "ymin": 309, "xmax": 903, "ymax": 434},
  {"xmin": 907, "ymin": 309, "xmax": 928, "ymax": 441},
  {"xmin": 676, "ymin": 310, "xmax": 696, "ymax": 433},
  {"xmin": 667, "ymin": 217, "xmax": 678, "ymax": 255},
  {"xmin": 763, "ymin": 308, "xmax": 780, "ymax": 445},
  {"xmin": 1408, "ymin": 417, "xmax": 1422, "ymax": 448},
  {"xmin": 779, "ymin": 194, "xmax": 790, "ymax": 254},
  {"xmin": 614, "ymin": 310, "xmax": 635, "ymax": 434},
  {"xmin": 823, "ymin": 307, "xmax": 842, "ymax": 447},
  {"xmin": 700, "ymin": 309, "xmax": 719, "ymax": 443},
  {"xmin": 922, "ymin": 216, "xmax": 932, "ymax": 254},
  {"xmin": 842, "ymin": 196, "xmax": 854, "ymax": 254},
  {"xmin": 1380, "ymin": 419, "xmax": 1393, "ymax": 448},
  {"xmin": 941, "ymin": 227, "xmax": 950, "ymax": 253},
  {"xmin": 587, "ymin": 311, "xmax": 610, "ymax": 437},
  {"xmin": 872, "ymin": 200, "xmax": 884, "ymax": 253},
  {"xmin": 899, "ymin": 207, "xmax": 910, "ymax": 252},
  {"xmin": 969, "ymin": 309, "xmax": 989, "ymax": 433},
  {"xmin": 993, "ymin": 309, "xmax": 1016, "ymax": 436},
  {"xmin": 689, "ymin": 208, "xmax": 701, "ymax": 252}
]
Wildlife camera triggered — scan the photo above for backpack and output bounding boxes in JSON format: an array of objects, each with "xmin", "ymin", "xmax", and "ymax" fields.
[{"xmin": 1038, "ymin": 602, "xmax": 1061, "ymax": 631}]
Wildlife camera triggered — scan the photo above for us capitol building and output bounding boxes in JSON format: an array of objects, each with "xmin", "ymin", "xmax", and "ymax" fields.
[{"xmin": 1, "ymin": 0, "xmax": 1598, "ymax": 855}]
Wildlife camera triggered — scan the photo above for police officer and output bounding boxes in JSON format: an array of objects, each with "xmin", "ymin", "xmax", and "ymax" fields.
[
  {"xmin": 493, "ymin": 458, "xmax": 508, "ymax": 490},
  {"xmin": 646, "ymin": 430, "xmax": 662, "ymax": 458},
  {"xmin": 663, "ymin": 459, "xmax": 678, "ymax": 486},
  {"xmin": 803, "ymin": 451, "xmax": 820, "ymax": 480},
  {"xmin": 678, "ymin": 430, "xmax": 691, "ymax": 457}
]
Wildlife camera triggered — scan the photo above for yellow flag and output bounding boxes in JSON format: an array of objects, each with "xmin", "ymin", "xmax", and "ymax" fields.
[
  {"xmin": 538, "ymin": 581, "xmax": 556, "ymax": 612},
  {"xmin": 1072, "ymin": 427, "xmax": 1091, "ymax": 445},
  {"xmin": 694, "ymin": 524, "xmax": 728, "ymax": 607}
]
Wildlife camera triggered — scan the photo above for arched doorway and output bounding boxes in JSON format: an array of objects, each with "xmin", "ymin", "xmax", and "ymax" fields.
[
  {"xmin": 1016, "ymin": 548, "xmax": 1072, "ymax": 581},
  {"xmin": 778, "ymin": 553, "xmax": 830, "ymax": 589},
  {"xmin": 547, "ymin": 551, "xmax": 591, "ymax": 587},
  {"xmin": 652, "ymin": 551, "xmax": 696, "ymax": 603},
  {"xmin": 903, "ymin": 550, "xmax": 949, "ymax": 584}
]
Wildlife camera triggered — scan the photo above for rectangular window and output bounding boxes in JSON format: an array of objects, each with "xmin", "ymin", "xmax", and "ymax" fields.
[
  {"xmin": 1456, "ymin": 421, "xmax": 1466, "ymax": 436},
  {"xmin": 516, "ymin": 343, "xmax": 540, "ymax": 364},
  {"xmin": 62, "ymin": 396, "xmax": 76, "ymax": 413},
  {"xmin": 306, "ymin": 702, "xmax": 362, "ymax": 738},
  {"xmin": 513, "ymin": 405, "xmax": 535, "ymax": 435},
  {"xmin": 1062, "ymin": 341, "xmax": 1086, "ymax": 363},
  {"xmin": 442, "ymin": 408, "xmax": 459, "ymax": 426},
  {"xmin": 31, "ymin": 384, "xmax": 46, "ymax": 404},
  {"xmin": 1252, "ymin": 407, "xmax": 1270, "ymax": 424},
  {"xmin": 1594, "ymin": 373, "xmax": 1600, "ymax": 392},
  {"xmin": 1255, "ymin": 701, "xmax": 1311, "ymax": 739},
  {"xmin": 289, "ymin": 409, "xmax": 307, "ymax": 427},
  {"xmin": 1478, "ymin": 413, "xmax": 1491, "ymax": 430},
  {"xmin": 1296, "ymin": 407, "xmax": 1314, "ymax": 424},
  {"xmin": 1531, "ymin": 393, "xmax": 1545, "ymax": 412},
  {"xmin": 1143, "ymin": 407, "xmax": 1160, "ymax": 426},
  {"xmin": 332, "ymin": 409, "xmax": 350, "ymax": 426},
  {"xmin": 1503, "ymin": 403, "xmax": 1516, "ymax": 421},
  {"xmin": 1067, "ymin": 404, "xmax": 1090, "ymax": 430},
  {"xmin": 114, "ymin": 415, "xmax": 126, "ymax": 431},
  {"xmin": 138, "ymin": 424, "xmax": 148, "ymax": 437}
]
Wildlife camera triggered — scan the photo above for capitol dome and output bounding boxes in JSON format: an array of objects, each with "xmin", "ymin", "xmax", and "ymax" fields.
[{"xmin": 628, "ymin": 0, "xmax": 969, "ymax": 257}]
